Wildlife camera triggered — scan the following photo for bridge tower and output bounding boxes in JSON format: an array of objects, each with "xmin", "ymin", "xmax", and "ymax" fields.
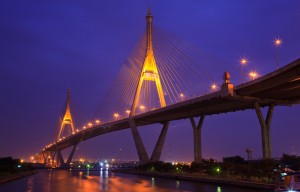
[
  {"xmin": 130, "ymin": 7, "xmax": 166, "ymax": 116},
  {"xmin": 57, "ymin": 89, "xmax": 75, "ymax": 140},
  {"xmin": 129, "ymin": 7, "xmax": 169, "ymax": 163}
]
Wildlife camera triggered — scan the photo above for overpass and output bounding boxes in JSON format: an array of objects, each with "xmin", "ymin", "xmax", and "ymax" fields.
[{"xmin": 39, "ymin": 58, "xmax": 300, "ymax": 166}]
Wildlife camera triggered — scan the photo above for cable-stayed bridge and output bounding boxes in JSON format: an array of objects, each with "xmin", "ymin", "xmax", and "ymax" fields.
[{"xmin": 36, "ymin": 8, "xmax": 300, "ymax": 167}]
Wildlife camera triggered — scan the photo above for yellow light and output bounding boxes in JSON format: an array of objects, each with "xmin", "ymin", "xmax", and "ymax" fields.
[
  {"xmin": 274, "ymin": 38, "xmax": 282, "ymax": 46},
  {"xmin": 76, "ymin": 129, "xmax": 79, "ymax": 132},
  {"xmin": 95, "ymin": 119, "xmax": 100, "ymax": 124},
  {"xmin": 211, "ymin": 83, "xmax": 217, "ymax": 91},
  {"xmin": 125, "ymin": 110, "xmax": 131, "ymax": 114},
  {"xmin": 20, "ymin": 159, "xmax": 24, "ymax": 163},
  {"xmin": 249, "ymin": 71, "xmax": 258, "ymax": 80},
  {"xmin": 240, "ymin": 58, "xmax": 248, "ymax": 65},
  {"xmin": 88, "ymin": 122, "xmax": 93, "ymax": 127},
  {"xmin": 179, "ymin": 93, "xmax": 184, "ymax": 97},
  {"xmin": 140, "ymin": 105, "xmax": 145, "ymax": 110},
  {"xmin": 31, "ymin": 156, "xmax": 34, "ymax": 160},
  {"xmin": 83, "ymin": 126, "xmax": 86, "ymax": 129},
  {"xmin": 114, "ymin": 113, "xmax": 119, "ymax": 118}
]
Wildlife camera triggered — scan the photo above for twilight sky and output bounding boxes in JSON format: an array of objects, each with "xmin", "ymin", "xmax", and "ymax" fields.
[{"xmin": 1, "ymin": 0, "xmax": 300, "ymax": 162}]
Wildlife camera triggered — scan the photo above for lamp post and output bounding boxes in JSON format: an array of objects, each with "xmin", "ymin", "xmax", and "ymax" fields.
[
  {"xmin": 211, "ymin": 83, "xmax": 217, "ymax": 92},
  {"xmin": 274, "ymin": 38, "xmax": 282, "ymax": 70},
  {"xmin": 240, "ymin": 58, "xmax": 248, "ymax": 83},
  {"xmin": 249, "ymin": 71, "xmax": 258, "ymax": 80}
]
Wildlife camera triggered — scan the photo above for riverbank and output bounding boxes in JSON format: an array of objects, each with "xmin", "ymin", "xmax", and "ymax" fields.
[
  {"xmin": 113, "ymin": 169, "xmax": 279, "ymax": 190},
  {"xmin": 0, "ymin": 170, "xmax": 37, "ymax": 184}
]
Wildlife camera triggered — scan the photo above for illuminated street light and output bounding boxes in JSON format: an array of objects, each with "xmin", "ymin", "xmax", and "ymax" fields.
[
  {"xmin": 274, "ymin": 37, "xmax": 283, "ymax": 70},
  {"xmin": 249, "ymin": 71, "xmax": 258, "ymax": 80},
  {"xmin": 210, "ymin": 83, "xmax": 217, "ymax": 92},
  {"xmin": 83, "ymin": 126, "xmax": 86, "ymax": 129},
  {"xmin": 88, "ymin": 122, "xmax": 93, "ymax": 127},
  {"xmin": 240, "ymin": 57, "xmax": 248, "ymax": 83},
  {"xmin": 125, "ymin": 110, "xmax": 130, "ymax": 115},
  {"xmin": 95, "ymin": 119, "xmax": 100, "ymax": 124},
  {"xmin": 179, "ymin": 93, "xmax": 184, "ymax": 101},
  {"xmin": 140, "ymin": 105, "xmax": 145, "ymax": 110},
  {"xmin": 113, "ymin": 113, "xmax": 120, "ymax": 119}
]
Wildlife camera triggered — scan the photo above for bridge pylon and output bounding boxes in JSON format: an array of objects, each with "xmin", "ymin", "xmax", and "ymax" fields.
[
  {"xmin": 129, "ymin": 8, "xmax": 169, "ymax": 163},
  {"xmin": 130, "ymin": 7, "xmax": 166, "ymax": 116},
  {"xmin": 57, "ymin": 89, "xmax": 75, "ymax": 140}
]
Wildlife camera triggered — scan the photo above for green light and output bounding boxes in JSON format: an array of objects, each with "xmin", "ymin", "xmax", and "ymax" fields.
[{"xmin": 87, "ymin": 164, "xmax": 90, "ymax": 168}]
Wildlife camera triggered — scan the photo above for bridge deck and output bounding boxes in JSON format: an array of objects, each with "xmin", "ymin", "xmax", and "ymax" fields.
[{"xmin": 44, "ymin": 58, "xmax": 300, "ymax": 152}]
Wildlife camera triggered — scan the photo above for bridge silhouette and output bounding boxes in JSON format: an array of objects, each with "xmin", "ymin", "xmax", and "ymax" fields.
[{"xmin": 36, "ymin": 8, "xmax": 300, "ymax": 167}]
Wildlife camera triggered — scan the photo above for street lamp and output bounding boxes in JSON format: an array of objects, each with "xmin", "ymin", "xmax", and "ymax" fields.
[
  {"xmin": 240, "ymin": 57, "xmax": 248, "ymax": 83},
  {"xmin": 211, "ymin": 83, "xmax": 217, "ymax": 92},
  {"xmin": 179, "ymin": 93, "xmax": 184, "ymax": 101},
  {"xmin": 113, "ymin": 113, "xmax": 119, "ymax": 120},
  {"xmin": 274, "ymin": 38, "xmax": 282, "ymax": 70},
  {"xmin": 249, "ymin": 71, "xmax": 258, "ymax": 80},
  {"xmin": 95, "ymin": 119, "xmax": 100, "ymax": 125}
]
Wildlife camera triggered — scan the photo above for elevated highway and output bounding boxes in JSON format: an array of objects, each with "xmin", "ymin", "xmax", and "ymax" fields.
[{"xmin": 40, "ymin": 58, "xmax": 300, "ymax": 165}]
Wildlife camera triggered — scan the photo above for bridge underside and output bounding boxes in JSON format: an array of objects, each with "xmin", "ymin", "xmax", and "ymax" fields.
[{"xmin": 40, "ymin": 58, "xmax": 300, "ymax": 162}]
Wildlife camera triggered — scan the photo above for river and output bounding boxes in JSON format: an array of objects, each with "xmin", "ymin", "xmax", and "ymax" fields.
[{"xmin": 0, "ymin": 169, "xmax": 272, "ymax": 192}]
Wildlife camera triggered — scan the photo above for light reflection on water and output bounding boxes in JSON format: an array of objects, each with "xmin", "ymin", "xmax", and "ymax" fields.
[{"xmin": 0, "ymin": 170, "xmax": 271, "ymax": 192}]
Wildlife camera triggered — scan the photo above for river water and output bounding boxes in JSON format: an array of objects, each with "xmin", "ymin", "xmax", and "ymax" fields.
[{"xmin": 0, "ymin": 169, "xmax": 272, "ymax": 192}]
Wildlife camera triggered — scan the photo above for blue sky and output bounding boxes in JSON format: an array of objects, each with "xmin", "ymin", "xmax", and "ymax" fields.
[{"xmin": 1, "ymin": 0, "xmax": 300, "ymax": 162}]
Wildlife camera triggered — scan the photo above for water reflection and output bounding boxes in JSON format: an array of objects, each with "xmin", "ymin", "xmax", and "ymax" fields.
[{"xmin": 0, "ymin": 170, "xmax": 270, "ymax": 192}]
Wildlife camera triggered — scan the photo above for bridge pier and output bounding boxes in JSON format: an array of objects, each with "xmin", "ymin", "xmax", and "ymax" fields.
[
  {"xmin": 66, "ymin": 143, "xmax": 78, "ymax": 165},
  {"xmin": 254, "ymin": 102, "xmax": 274, "ymax": 159},
  {"xmin": 130, "ymin": 119, "xmax": 170, "ymax": 163},
  {"xmin": 129, "ymin": 119, "xmax": 149, "ymax": 163},
  {"xmin": 55, "ymin": 144, "xmax": 78, "ymax": 167},
  {"xmin": 190, "ymin": 115, "xmax": 205, "ymax": 163},
  {"xmin": 56, "ymin": 150, "xmax": 65, "ymax": 167},
  {"xmin": 150, "ymin": 122, "xmax": 169, "ymax": 162}
]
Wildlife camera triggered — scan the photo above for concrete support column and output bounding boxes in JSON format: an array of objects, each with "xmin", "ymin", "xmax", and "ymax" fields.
[
  {"xmin": 66, "ymin": 143, "xmax": 78, "ymax": 166},
  {"xmin": 129, "ymin": 118, "xmax": 149, "ymax": 163},
  {"xmin": 190, "ymin": 114, "xmax": 205, "ymax": 163},
  {"xmin": 150, "ymin": 122, "xmax": 170, "ymax": 162},
  {"xmin": 56, "ymin": 150, "xmax": 65, "ymax": 167},
  {"xmin": 254, "ymin": 102, "xmax": 275, "ymax": 159}
]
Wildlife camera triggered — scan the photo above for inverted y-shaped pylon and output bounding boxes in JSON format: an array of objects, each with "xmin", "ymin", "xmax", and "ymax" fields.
[
  {"xmin": 57, "ymin": 89, "xmax": 75, "ymax": 140},
  {"xmin": 130, "ymin": 7, "xmax": 166, "ymax": 116}
]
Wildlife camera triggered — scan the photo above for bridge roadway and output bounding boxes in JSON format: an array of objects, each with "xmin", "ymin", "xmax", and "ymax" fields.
[{"xmin": 43, "ymin": 58, "xmax": 300, "ymax": 157}]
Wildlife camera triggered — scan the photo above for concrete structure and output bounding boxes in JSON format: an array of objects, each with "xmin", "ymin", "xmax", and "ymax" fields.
[{"xmin": 129, "ymin": 7, "xmax": 169, "ymax": 163}]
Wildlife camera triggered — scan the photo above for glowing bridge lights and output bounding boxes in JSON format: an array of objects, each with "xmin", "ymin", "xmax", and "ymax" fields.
[
  {"xmin": 211, "ymin": 83, "xmax": 218, "ymax": 92},
  {"xmin": 125, "ymin": 110, "xmax": 131, "ymax": 114},
  {"xmin": 249, "ymin": 71, "xmax": 258, "ymax": 80},
  {"xmin": 179, "ymin": 93, "xmax": 185, "ymax": 101},
  {"xmin": 240, "ymin": 57, "xmax": 248, "ymax": 83},
  {"xmin": 240, "ymin": 58, "xmax": 248, "ymax": 65},
  {"xmin": 95, "ymin": 119, "xmax": 100, "ymax": 124},
  {"xmin": 274, "ymin": 37, "xmax": 283, "ymax": 70},
  {"xmin": 88, "ymin": 122, "xmax": 93, "ymax": 127},
  {"xmin": 140, "ymin": 105, "xmax": 145, "ymax": 110},
  {"xmin": 83, "ymin": 126, "xmax": 86, "ymax": 129},
  {"xmin": 274, "ymin": 38, "xmax": 282, "ymax": 47},
  {"xmin": 114, "ymin": 113, "xmax": 120, "ymax": 118}
]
